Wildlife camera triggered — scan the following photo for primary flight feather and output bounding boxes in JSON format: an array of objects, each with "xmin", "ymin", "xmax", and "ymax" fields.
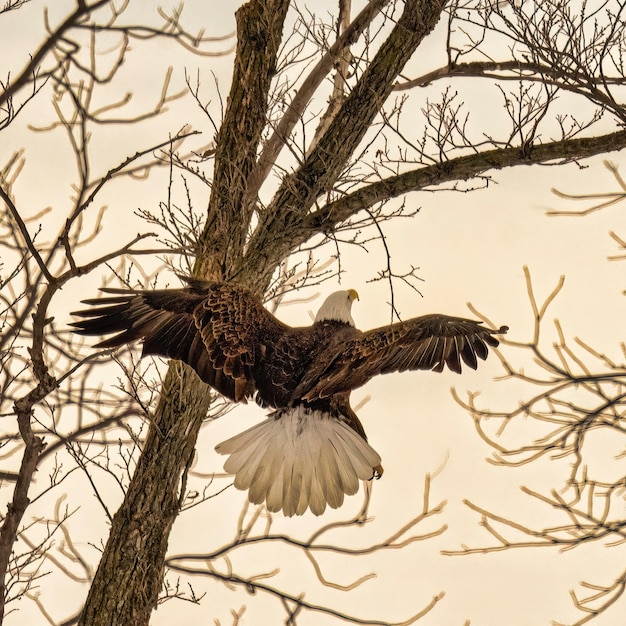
[{"xmin": 71, "ymin": 279, "xmax": 507, "ymax": 516}]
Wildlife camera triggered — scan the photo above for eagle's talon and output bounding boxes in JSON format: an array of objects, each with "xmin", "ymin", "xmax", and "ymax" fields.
[{"xmin": 371, "ymin": 464, "xmax": 384, "ymax": 480}]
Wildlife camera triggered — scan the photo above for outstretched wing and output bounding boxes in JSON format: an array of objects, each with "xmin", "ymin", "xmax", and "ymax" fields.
[
  {"xmin": 297, "ymin": 314, "xmax": 507, "ymax": 401},
  {"xmin": 70, "ymin": 281, "xmax": 288, "ymax": 402}
]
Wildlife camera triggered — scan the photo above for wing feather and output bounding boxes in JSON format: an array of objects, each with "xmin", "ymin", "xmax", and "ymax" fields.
[
  {"xmin": 300, "ymin": 314, "xmax": 507, "ymax": 401},
  {"xmin": 70, "ymin": 281, "xmax": 288, "ymax": 402},
  {"xmin": 447, "ymin": 336, "xmax": 462, "ymax": 374}
]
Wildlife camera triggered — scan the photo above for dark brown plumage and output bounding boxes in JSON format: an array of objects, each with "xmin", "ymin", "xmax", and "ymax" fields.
[{"xmin": 71, "ymin": 279, "xmax": 507, "ymax": 516}]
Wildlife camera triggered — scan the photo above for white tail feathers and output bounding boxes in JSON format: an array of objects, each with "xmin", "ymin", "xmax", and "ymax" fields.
[{"xmin": 215, "ymin": 407, "xmax": 382, "ymax": 517}]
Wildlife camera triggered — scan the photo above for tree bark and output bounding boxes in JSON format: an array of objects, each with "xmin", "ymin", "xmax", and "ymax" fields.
[
  {"xmin": 240, "ymin": 0, "xmax": 448, "ymax": 286},
  {"xmin": 306, "ymin": 129, "xmax": 626, "ymax": 233},
  {"xmin": 78, "ymin": 364, "xmax": 211, "ymax": 626},
  {"xmin": 198, "ymin": 0, "xmax": 291, "ymax": 279}
]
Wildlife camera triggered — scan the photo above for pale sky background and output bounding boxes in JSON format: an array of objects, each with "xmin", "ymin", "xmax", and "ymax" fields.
[{"xmin": 1, "ymin": 1, "xmax": 625, "ymax": 625}]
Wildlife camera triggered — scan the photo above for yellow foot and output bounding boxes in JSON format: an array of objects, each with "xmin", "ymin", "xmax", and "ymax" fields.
[{"xmin": 370, "ymin": 464, "xmax": 384, "ymax": 480}]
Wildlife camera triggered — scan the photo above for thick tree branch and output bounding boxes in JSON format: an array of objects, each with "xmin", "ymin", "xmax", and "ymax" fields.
[
  {"xmin": 243, "ymin": 0, "xmax": 390, "ymax": 208},
  {"xmin": 197, "ymin": 0, "xmax": 291, "ymax": 280},
  {"xmin": 307, "ymin": 130, "xmax": 626, "ymax": 232},
  {"xmin": 242, "ymin": 0, "xmax": 447, "ymax": 285},
  {"xmin": 0, "ymin": 386, "xmax": 51, "ymax": 623}
]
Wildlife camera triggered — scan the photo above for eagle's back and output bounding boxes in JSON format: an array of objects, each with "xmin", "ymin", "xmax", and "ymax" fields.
[{"xmin": 253, "ymin": 321, "xmax": 362, "ymax": 408}]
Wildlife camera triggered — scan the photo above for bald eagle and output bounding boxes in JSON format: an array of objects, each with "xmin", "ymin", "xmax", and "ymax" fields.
[{"xmin": 71, "ymin": 280, "xmax": 507, "ymax": 516}]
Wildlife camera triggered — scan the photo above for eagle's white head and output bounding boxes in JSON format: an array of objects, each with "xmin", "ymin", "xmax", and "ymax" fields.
[{"xmin": 314, "ymin": 289, "xmax": 359, "ymax": 326}]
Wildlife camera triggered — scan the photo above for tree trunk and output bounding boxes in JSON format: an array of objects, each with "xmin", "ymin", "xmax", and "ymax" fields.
[
  {"xmin": 78, "ymin": 364, "xmax": 212, "ymax": 626},
  {"xmin": 79, "ymin": 1, "xmax": 290, "ymax": 623}
]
